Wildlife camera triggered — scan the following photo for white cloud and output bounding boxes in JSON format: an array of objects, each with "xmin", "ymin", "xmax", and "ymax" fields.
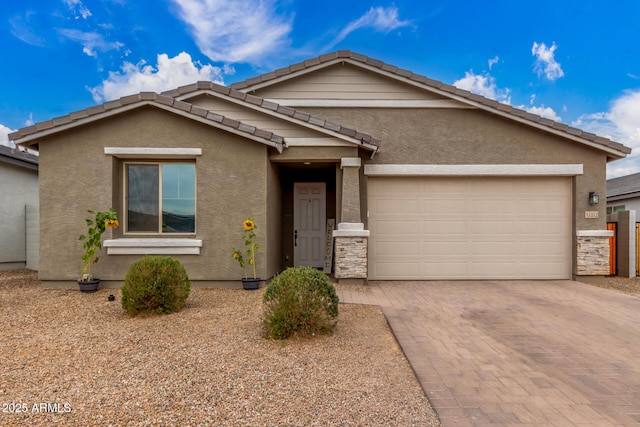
[
  {"xmin": 453, "ymin": 70, "xmax": 511, "ymax": 104},
  {"xmin": 58, "ymin": 29, "xmax": 124, "ymax": 57},
  {"xmin": 9, "ymin": 13, "xmax": 46, "ymax": 46},
  {"xmin": 170, "ymin": 0, "xmax": 292, "ymax": 63},
  {"xmin": 521, "ymin": 105, "xmax": 561, "ymax": 121},
  {"xmin": 572, "ymin": 90, "xmax": 640, "ymax": 178},
  {"xmin": 532, "ymin": 41, "xmax": 564, "ymax": 81},
  {"xmin": 0, "ymin": 124, "xmax": 16, "ymax": 148},
  {"xmin": 325, "ymin": 6, "xmax": 412, "ymax": 50},
  {"xmin": 455, "ymin": 68, "xmax": 562, "ymax": 121},
  {"xmin": 62, "ymin": 0, "xmax": 92, "ymax": 19},
  {"xmin": 89, "ymin": 52, "xmax": 226, "ymax": 102},
  {"xmin": 488, "ymin": 56, "xmax": 499, "ymax": 70}
]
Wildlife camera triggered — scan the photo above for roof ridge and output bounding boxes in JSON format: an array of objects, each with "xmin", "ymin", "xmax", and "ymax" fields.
[{"xmin": 229, "ymin": 50, "xmax": 629, "ymax": 157}]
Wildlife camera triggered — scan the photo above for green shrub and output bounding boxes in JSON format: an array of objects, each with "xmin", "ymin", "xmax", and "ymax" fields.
[
  {"xmin": 121, "ymin": 256, "xmax": 190, "ymax": 317},
  {"xmin": 263, "ymin": 267, "xmax": 339, "ymax": 339}
]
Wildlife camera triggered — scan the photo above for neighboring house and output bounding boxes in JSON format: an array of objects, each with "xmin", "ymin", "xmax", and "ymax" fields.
[
  {"xmin": 0, "ymin": 145, "xmax": 39, "ymax": 270},
  {"xmin": 9, "ymin": 51, "xmax": 631, "ymax": 287},
  {"xmin": 607, "ymin": 172, "xmax": 640, "ymax": 213}
]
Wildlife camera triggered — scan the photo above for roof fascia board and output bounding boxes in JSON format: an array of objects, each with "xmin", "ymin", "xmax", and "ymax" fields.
[
  {"xmin": 13, "ymin": 101, "xmax": 284, "ymax": 153},
  {"xmin": 174, "ymin": 87, "xmax": 378, "ymax": 151},
  {"xmin": 270, "ymin": 99, "xmax": 474, "ymax": 108},
  {"xmin": 607, "ymin": 192, "xmax": 640, "ymax": 202},
  {"xmin": 238, "ymin": 57, "xmax": 628, "ymax": 159},
  {"xmin": 0, "ymin": 155, "xmax": 38, "ymax": 171},
  {"xmin": 364, "ymin": 164, "xmax": 584, "ymax": 176}
]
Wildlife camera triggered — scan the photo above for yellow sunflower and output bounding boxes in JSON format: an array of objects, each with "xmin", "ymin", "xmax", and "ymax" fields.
[{"xmin": 243, "ymin": 219, "xmax": 255, "ymax": 231}]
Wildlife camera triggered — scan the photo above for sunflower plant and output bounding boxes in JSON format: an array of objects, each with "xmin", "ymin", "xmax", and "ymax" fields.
[
  {"xmin": 78, "ymin": 208, "xmax": 119, "ymax": 281},
  {"xmin": 232, "ymin": 217, "xmax": 258, "ymax": 279}
]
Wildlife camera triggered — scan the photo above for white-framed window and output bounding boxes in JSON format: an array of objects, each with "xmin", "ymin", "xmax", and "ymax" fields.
[{"xmin": 125, "ymin": 162, "xmax": 196, "ymax": 234}]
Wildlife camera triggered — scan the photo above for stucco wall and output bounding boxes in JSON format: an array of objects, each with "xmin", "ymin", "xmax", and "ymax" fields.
[
  {"xmin": 0, "ymin": 162, "xmax": 38, "ymax": 269},
  {"xmin": 37, "ymin": 107, "xmax": 272, "ymax": 284},
  {"xmin": 302, "ymin": 107, "xmax": 608, "ymax": 232},
  {"xmin": 608, "ymin": 197, "xmax": 640, "ymax": 212}
]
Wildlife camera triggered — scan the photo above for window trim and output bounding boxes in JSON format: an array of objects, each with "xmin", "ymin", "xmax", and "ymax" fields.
[
  {"xmin": 103, "ymin": 238, "xmax": 202, "ymax": 255},
  {"xmin": 124, "ymin": 160, "xmax": 197, "ymax": 236}
]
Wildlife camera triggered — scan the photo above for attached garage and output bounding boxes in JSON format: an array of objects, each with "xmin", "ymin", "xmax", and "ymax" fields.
[{"xmin": 368, "ymin": 175, "xmax": 572, "ymax": 280}]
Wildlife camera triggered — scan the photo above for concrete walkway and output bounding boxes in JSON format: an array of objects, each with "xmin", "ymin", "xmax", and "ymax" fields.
[{"xmin": 337, "ymin": 280, "xmax": 640, "ymax": 426}]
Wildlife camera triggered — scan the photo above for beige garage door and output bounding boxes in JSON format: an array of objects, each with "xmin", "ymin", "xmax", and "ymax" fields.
[{"xmin": 368, "ymin": 176, "xmax": 572, "ymax": 280}]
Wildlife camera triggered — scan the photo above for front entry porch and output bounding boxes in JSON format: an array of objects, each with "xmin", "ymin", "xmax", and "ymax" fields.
[{"xmin": 275, "ymin": 158, "xmax": 369, "ymax": 284}]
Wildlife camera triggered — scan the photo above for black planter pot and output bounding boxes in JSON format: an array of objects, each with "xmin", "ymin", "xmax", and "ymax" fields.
[
  {"xmin": 241, "ymin": 278, "xmax": 260, "ymax": 290},
  {"xmin": 77, "ymin": 278, "xmax": 100, "ymax": 293}
]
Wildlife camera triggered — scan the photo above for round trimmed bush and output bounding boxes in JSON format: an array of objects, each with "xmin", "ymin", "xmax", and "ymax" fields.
[
  {"xmin": 121, "ymin": 256, "xmax": 190, "ymax": 317},
  {"xmin": 263, "ymin": 266, "xmax": 339, "ymax": 339}
]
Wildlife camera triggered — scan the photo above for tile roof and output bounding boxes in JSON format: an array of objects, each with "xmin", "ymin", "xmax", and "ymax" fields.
[
  {"xmin": 0, "ymin": 144, "xmax": 39, "ymax": 170},
  {"xmin": 161, "ymin": 81, "xmax": 380, "ymax": 148},
  {"xmin": 9, "ymin": 82, "xmax": 380, "ymax": 152},
  {"xmin": 607, "ymin": 172, "xmax": 640, "ymax": 198},
  {"xmin": 8, "ymin": 92, "xmax": 286, "ymax": 151},
  {"xmin": 230, "ymin": 50, "xmax": 631, "ymax": 158}
]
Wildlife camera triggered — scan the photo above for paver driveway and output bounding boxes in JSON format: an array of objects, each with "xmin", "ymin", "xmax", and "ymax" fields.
[{"xmin": 337, "ymin": 280, "xmax": 640, "ymax": 426}]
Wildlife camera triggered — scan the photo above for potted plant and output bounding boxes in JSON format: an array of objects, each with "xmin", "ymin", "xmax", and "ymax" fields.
[
  {"xmin": 78, "ymin": 208, "xmax": 119, "ymax": 292},
  {"xmin": 232, "ymin": 217, "xmax": 260, "ymax": 290}
]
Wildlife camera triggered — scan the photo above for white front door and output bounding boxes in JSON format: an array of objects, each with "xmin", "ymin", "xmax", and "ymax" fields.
[{"xmin": 294, "ymin": 182, "xmax": 326, "ymax": 267}]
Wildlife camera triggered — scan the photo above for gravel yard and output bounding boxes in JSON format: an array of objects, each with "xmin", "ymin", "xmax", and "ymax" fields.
[
  {"xmin": 577, "ymin": 275, "xmax": 640, "ymax": 297},
  {"xmin": 0, "ymin": 270, "xmax": 440, "ymax": 427}
]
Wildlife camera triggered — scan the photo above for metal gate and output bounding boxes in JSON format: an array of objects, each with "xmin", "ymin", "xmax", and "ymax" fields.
[{"xmin": 607, "ymin": 222, "xmax": 617, "ymax": 276}]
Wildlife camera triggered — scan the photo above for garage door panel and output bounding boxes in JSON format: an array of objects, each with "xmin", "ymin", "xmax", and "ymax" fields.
[
  {"xmin": 422, "ymin": 199, "xmax": 467, "ymax": 213},
  {"xmin": 517, "ymin": 219, "xmax": 566, "ymax": 234},
  {"xmin": 421, "ymin": 260, "xmax": 468, "ymax": 277},
  {"xmin": 470, "ymin": 241, "xmax": 516, "ymax": 255},
  {"xmin": 368, "ymin": 176, "xmax": 571, "ymax": 280},
  {"xmin": 422, "ymin": 241, "xmax": 467, "ymax": 255},
  {"xmin": 373, "ymin": 198, "xmax": 420, "ymax": 214},
  {"xmin": 521, "ymin": 241, "xmax": 566, "ymax": 256},
  {"xmin": 470, "ymin": 261, "xmax": 517, "ymax": 277},
  {"xmin": 375, "ymin": 219, "xmax": 420, "ymax": 235},
  {"xmin": 373, "ymin": 240, "xmax": 419, "ymax": 256},
  {"xmin": 422, "ymin": 220, "xmax": 468, "ymax": 234},
  {"xmin": 469, "ymin": 220, "xmax": 515, "ymax": 234},
  {"xmin": 373, "ymin": 261, "xmax": 421, "ymax": 278}
]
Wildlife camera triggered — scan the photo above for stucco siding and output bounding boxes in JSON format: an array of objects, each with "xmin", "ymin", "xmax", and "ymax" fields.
[
  {"xmin": 608, "ymin": 197, "xmax": 640, "ymax": 212},
  {"xmin": 301, "ymin": 107, "xmax": 607, "ymax": 232},
  {"xmin": 0, "ymin": 162, "xmax": 38, "ymax": 269},
  {"xmin": 253, "ymin": 63, "xmax": 446, "ymax": 100},
  {"xmin": 37, "ymin": 107, "xmax": 271, "ymax": 284},
  {"xmin": 266, "ymin": 160, "xmax": 282, "ymax": 278}
]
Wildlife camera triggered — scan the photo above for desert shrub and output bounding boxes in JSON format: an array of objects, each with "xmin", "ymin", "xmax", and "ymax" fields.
[
  {"xmin": 263, "ymin": 266, "xmax": 339, "ymax": 339},
  {"xmin": 121, "ymin": 256, "xmax": 190, "ymax": 317}
]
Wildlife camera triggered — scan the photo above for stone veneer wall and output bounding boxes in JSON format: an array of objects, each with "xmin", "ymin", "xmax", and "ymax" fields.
[
  {"xmin": 576, "ymin": 235, "xmax": 610, "ymax": 275},
  {"xmin": 334, "ymin": 236, "xmax": 367, "ymax": 279}
]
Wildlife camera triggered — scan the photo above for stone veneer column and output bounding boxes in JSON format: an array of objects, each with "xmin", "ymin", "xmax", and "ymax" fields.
[
  {"xmin": 333, "ymin": 158, "xmax": 369, "ymax": 284},
  {"xmin": 575, "ymin": 230, "xmax": 614, "ymax": 276}
]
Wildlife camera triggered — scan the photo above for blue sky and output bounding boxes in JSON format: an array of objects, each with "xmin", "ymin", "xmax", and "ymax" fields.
[{"xmin": 1, "ymin": 0, "xmax": 639, "ymax": 177}]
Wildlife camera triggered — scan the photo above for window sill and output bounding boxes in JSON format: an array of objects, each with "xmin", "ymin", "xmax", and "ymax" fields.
[{"xmin": 103, "ymin": 238, "xmax": 202, "ymax": 255}]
